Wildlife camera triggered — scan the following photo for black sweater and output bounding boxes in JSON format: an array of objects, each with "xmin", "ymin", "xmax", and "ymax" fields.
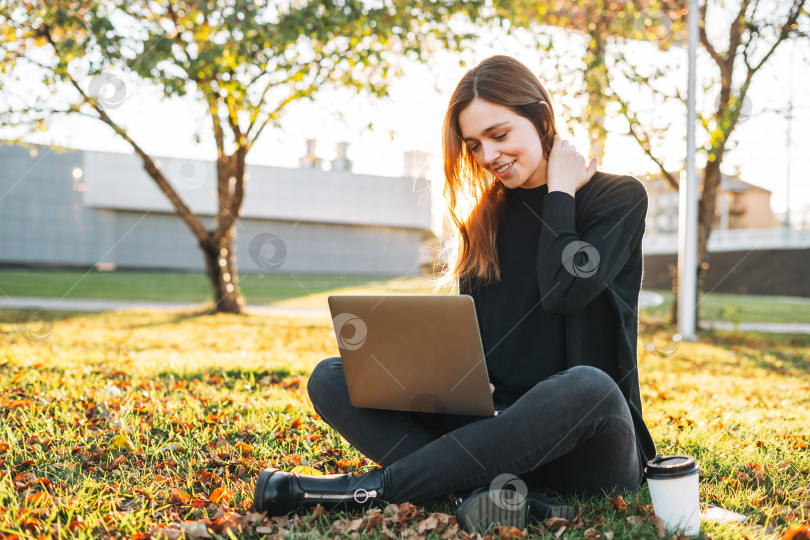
[{"xmin": 459, "ymin": 171, "xmax": 656, "ymax": 466}]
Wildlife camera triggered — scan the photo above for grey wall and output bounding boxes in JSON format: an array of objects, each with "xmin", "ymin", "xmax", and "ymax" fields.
[{"xmin": 0, "ymin": 143, "xmax": 432, "ymax": 276}]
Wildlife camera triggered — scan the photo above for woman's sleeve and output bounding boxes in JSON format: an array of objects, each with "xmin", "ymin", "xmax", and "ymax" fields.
[{"xmin": 537, "ymin": 176, "xmax": 648, "ymax": 315}]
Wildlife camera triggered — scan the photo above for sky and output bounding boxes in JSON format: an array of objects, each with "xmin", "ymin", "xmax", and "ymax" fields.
[{"xmin": 8, "ymin": 16, "xmax": 810, "ymax": 225}]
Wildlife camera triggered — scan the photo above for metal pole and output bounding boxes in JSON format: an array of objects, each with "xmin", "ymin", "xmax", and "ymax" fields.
[
  {"xmin": 678, "ymin": 0, "xmax": 699, "ymax": 342},
  {"xmin": 785, "ymin": 40, "xmax": 794, "ymax": 231}
]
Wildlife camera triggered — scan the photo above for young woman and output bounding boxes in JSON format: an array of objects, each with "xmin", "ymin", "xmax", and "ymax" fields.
[{"xmin": 253, "ymin": 55, "xmax": 656, "ymax": 532}]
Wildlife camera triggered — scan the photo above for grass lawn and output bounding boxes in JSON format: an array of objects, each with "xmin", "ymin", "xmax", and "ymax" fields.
[
  {"xmin": 3, "ymin": 270, "xmax": 810, "ymax": 323},
  {"xmin": 641, "ymin": 290, "xmax": 810, "ymax": 325},
  {"xmin": 0, "ymin": 270, "xmax": 432, "ymax": 306},
  {"xmin": 1, "ymin": 309, "xmax": 808, "ymax": 539}
]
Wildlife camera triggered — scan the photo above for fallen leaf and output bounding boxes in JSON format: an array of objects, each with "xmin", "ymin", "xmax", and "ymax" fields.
[
  {"xmin": 210, "ymin": 512, "xmax": 242, "ymax": 534},
  {"xmin": 781, "ymin": 525, "xmax": 810, "ymax": 540},
  {"xmin": 545, "ymin": 517, "xmax": 569, "ymax": 531},
  {"xmin": 151, "ymin": 528, "xmax": 183, "ymax": 540},
  {"xmin": 181, "ymin": 520, "xmax": 212, "ymax": 538},
  {"xmin": 306, "ymin": 503, "xmax": 325, "ymax": 522},
  {"xmin": 626, "ymin": 516, "xmax": 644, "ymax": 527},
  {"xmin": 653, "ymin": 515, "xmax": 667, "ymax": 537},
  {"xmin": 554, "ymin": 525, "xmax": 567, "ymax": 538},
  {"xmin": 734, "ymin": 471, "xmax": 752, "ymax": 483},
  {"xmin": 108, "ymin": 433, "xmax": 134, "ymax": 451},
  {"xmin": 290, "ymin": 465, "xmax": 323, "ymax": 476},
  {"xmin": 441, "ymin": 524, "xmax": 461, "ymax": 539},
  {"xmin": 603, "ymin": 532, "xmax": 614, "ymax": 540},
  {"xmin": 397, "ymin": 501, "xmax": 419, "ymax": 520},
  {"xmin": 169, "ymin": 488, "xmax": 192, "ymax": 505},
  {"xmin": 492, "ymin": 525, "xmax": 524, "ymax": 538},
  {"xmin": 608, "ymin": 495, "xmax": 627, "ymax": 512},
  {"xmin": 748, "ymin": 462, "xmax": 767, "ymax": 483},
  {"xmin": 25, "ymin": 491, "xmax": 52, "ymax": 507},
  {"xmin": 417, "ymin": 515, "xmax": 438, "ymax": 533},
  {"xmin": 583, "ymin": 527, "xmax": 600, "ymax": 538},
  {"xmin": 346, "ymin": 517, "xmax": 364, "ymax": 532},
  {"xmin": 161, "ymin": 443, "xmax": 183, "ymax": 453},
  {"xmin": 209, "ymin": 487, "xmax": 231, "ymax": 505},
  {"xmin": 255, "ymin": 526, "xmax": 273, "ymax": 534}
]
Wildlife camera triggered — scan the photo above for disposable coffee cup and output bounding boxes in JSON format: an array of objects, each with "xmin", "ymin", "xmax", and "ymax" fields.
[{"xmin": 645, "ymin": 455, "xmax": 701, "ymax": 536}]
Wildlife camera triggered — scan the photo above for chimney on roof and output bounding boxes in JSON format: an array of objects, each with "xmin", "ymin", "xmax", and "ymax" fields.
[
  {"xmin": 331, "ymin": 141, "xmax": 352, "ymax": 173},
  {"xmin": 300, "ymin": 139, "xmax": 321, "ymax": 169}
]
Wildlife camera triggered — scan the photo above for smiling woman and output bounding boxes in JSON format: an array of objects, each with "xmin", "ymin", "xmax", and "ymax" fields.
[{"xmin": 253, "ymin": 55, "xmax": 655, "ymax": 534}]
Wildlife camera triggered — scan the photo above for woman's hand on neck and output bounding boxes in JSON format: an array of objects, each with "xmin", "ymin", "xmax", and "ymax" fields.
[{"xmin": 546, "ymin": 134, "xmax": 598, "ymax": 196}]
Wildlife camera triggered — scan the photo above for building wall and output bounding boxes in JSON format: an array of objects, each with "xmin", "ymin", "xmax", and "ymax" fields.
[
  {"xmin": 0, "ymin": 143, "xmax": 431, "ymax": 276},
  {"xmin": 0, "ymin": 144, "xmax": 112, "ymax": 266},
  {"xmin": 646, "ymin": 175, "xmax": 777, "ymax": 235},
  {"xmin": 643, "ymin": 248, "xmax": 810, "ymax": 297}
]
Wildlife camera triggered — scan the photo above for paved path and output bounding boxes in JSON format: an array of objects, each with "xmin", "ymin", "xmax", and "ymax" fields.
[
  {"xmin": 0, "ymin": 296, "xmax": 330, "ymax": 319},
  {"xmin": 3, "ymin": 294, "xmax": 810, "ymax": 334}
]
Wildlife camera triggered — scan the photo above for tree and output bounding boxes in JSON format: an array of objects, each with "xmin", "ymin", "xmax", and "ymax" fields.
[
  {"xmin": 0, "ymin": 0, "xmax": 481, "ymax": 313},
  {"xmin": 491, "ymin": 0, "xmax": 688, "ymax": 161},
  {"xmin": 606, "ymin": 0, "xmax": 808, "ymax": 323},
  {"xmin": 484, "ymin": 0, "xmax": 807, "ymax": 325}
]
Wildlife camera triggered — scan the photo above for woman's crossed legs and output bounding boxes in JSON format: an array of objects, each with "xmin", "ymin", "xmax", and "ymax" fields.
[{"xmin": 306, "ymin": 357, "xmax": 642, "ymax": 504}]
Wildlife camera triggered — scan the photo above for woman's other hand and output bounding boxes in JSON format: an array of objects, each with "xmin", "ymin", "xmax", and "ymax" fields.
[
  {"xmin": 489, "ymin": 383, "xmax": 495, "ymax": 394},
  {"xmin": 547, "ymin": 134, "xmax": 598, "ymax": 197}
]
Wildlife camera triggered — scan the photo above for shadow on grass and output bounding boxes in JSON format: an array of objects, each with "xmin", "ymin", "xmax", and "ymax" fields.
[
  {"xmin": 120, "ymin": 306, "xmax": 241, "ymax": 329},
  {"xmin": 698, "ymin": 328, "xmax": 810, "ymax": 378},
  {"xmin": 151, "ymin": 366, "xmax": 305, "ymax": 387},
  {"xmin": 0, "ymin": 308, "xmax": 94, "ymax": 324}
]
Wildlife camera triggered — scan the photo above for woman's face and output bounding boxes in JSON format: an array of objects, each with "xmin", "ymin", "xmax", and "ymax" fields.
[{"xmin": 458, "ymin": 98, "xmax": 548, "ymax": 190}]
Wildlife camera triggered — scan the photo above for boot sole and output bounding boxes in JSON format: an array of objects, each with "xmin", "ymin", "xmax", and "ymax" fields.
[
  {"xmin": 253, "ymin": 469, "xmax": 277, "ymax": 513},
  {"xmin": 457, "ymin": 489, "xmax": 529, "ymax": 532}
]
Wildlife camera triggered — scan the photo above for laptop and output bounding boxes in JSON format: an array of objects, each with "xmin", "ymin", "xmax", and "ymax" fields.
[{"xmin": 327, "ymin": 295, "xmax": 495, "ymax": 417}]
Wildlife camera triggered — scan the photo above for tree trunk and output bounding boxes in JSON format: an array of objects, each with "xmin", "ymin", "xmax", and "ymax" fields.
[
  {"xmin": 585, "ymin": 15, "xmax": 608, "ymax": 162},
  {"xmin": 200, "ymin": 227, "xmax": 243, "ymax": 315}
]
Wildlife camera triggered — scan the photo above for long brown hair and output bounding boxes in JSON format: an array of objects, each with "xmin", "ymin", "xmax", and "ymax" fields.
[{"xmin": 438, "ymin": 55, "xmax": 558, "ymax": 289}]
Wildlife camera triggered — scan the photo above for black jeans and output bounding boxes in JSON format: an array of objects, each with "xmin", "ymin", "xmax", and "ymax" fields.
[{"xmin": 307, "ymin": 357, "xmax": 643, "ymax": 504}]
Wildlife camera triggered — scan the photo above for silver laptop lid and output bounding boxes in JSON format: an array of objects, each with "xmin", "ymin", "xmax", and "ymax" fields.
[{"xmin": 327, "ymin": 295, "xmax": 494, "ymax": 416}]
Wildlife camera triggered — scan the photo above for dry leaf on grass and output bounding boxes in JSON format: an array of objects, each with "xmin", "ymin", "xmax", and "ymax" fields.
[
  {"xmin": 749, "ymin": 462, "xmax": 768, "ymax": 483},
  {"xmin": 781, "ymin": 525, "xmax": 810, "ymax": 540},
  {"xmin": 491, "ymin": 525, "xmax": 524, "ymax": 538},
  {"xmin": 169, "ymin": 488, "xmax": 192, "ymax": 505},
  {"xmin": 652, "ymin": 515, "xmax": 667, "ymax": 537},
  {"xmin": 151, "ymin": 528, "xmax": 183, "ymax": 540},
  {"xmin": 608, "ymin": 495, "xmax": 628, "ymax": 512},
  {"xmin": 416, "ymin": 515, "xmax": 438, "ymax": 533},
  {"xmin": 545, "ymin": 517, "xmax": 570, "ymax": 531},
  {"xmin": 180, "ymin": 520, "xmax": 213, "ymax": 538},
  {"xmin": 734, "ymin": 471, "xmax": 752, "ymax": 483},
  {"xmin": 626, "ymin": 515, "xmax": 644, "ymax": 527},
  {"xmin": 583, "ymin": 527, "xmax": 600, "ymax": 538},
  {"xmin": 397, "ymin": 501, "xmax": 420, "ymax": 520},
  {"xmin": 209, "ymin": 487, "xmax": 231, "ymax": 505}
]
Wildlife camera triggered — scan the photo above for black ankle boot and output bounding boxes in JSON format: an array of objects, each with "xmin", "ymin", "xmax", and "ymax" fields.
[
  {"xmin": 455, "ymin": 487, "xmax": 577, "ymax": 532},
  {"xmin": 253, "ymin": 467, "xmax": 387, "ymax": 516}
]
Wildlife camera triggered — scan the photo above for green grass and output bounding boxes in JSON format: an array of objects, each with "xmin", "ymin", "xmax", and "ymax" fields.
[
  {"xmin": 2, "ymin": 271, "xmax": 810, "ymax": 323},
  {"xmin": 1, "ymin": 309, "xmax": 808, "ymax": 538},
  {"xmin": 0, "ymin": 270, "xmax": 432, "ymax": 306},
  {"xmin": 641, "ymin": 289, "xmax": 810, "ymax": 324}
]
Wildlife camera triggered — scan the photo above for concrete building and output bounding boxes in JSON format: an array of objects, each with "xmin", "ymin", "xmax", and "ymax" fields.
[{"xmin": 0, "ymin": 142, "xmax": 434, "ymax": 276}]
